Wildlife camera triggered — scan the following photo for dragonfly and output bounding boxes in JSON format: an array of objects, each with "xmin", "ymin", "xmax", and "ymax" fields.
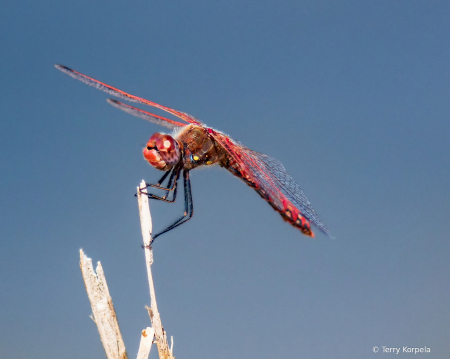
[{"xmin": 55, "ymin": 64, "xmax": 329, "ymax": 240}]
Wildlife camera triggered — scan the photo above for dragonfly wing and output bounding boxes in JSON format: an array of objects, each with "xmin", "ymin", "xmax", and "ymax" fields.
[
  {"xmin": 55, "ymin": 64, "xmax": 202, "ymax": 126},
  {"xmin": 106, "ymin": 99, "xmax": 186, "ymax": 130},
  {"xmin": 210, "ymin": 130, "xmax": 329, "ymax": 236}
]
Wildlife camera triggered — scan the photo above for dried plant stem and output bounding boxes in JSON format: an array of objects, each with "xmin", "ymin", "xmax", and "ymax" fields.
[
  {"xmin": 79, "ymin": 250, "xmax": 128, "ymax": 359},
  {"xmin": 137, "ymin": 180, "xmax": 175, "ymax": 359},
  {"xmin": 78, "ymin": 179, "xmax": 176, "ymax": 359}
]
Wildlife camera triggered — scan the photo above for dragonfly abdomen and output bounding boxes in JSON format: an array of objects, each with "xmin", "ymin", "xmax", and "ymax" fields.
[{"xmin": 257, "ymin": 190, "xmax": 314, "ymax": 237}]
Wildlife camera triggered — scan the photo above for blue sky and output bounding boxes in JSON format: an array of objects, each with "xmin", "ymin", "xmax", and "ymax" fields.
[{"xmin": 1, "ymin": 1, "xmax": 449, "ymax": 358}]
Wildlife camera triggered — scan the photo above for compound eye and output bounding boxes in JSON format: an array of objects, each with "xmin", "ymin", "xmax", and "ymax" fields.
[
  {"xmin": 147, "ymin": 133, "xmax": 159, "ymax": 149},
  {"xmin": 145, "ymin": 133, "xmax": 180, "ymax": 167},
  {"xmin": 155, "ymin": 134, "xmax": 177, "ymax": 153}
]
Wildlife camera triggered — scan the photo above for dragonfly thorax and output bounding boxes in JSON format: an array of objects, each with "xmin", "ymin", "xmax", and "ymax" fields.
[
  {"xmin": 176, "ymin": 125, "xmax": 228, "ymax": 170},
  {"xmin": 143, "ymin": 133, "xmax": 181, "ymax": 171}
]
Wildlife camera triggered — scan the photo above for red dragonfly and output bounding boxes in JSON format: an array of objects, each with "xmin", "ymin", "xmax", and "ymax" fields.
[{"xmin": 55, "ymin": 65, "xmax": 329, "ymax": 240}]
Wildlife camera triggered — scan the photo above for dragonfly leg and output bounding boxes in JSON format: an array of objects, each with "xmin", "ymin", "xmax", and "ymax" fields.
[
  {"xmin": 153, "ymin": 170, "xmax": 172, "ymax": 186},
  {"xmin": 138, "ymin": 166, "xmax": 181, "ymax": 202},
  {"xmin": 151, "ymin": 170, "xmax": 193, "ymax": 241},
  {"xmin": 141, "ymin": 168, "xmax": 178, "ymax": 191}
]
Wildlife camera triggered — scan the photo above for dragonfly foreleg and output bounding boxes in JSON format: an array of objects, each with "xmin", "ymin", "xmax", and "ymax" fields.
[
  {"xmin": 138, "ymin": 166, "xmax": 181, "ymax": 202},
  {"xmin": 151, "ymin": 170, "xmax": 193, "ymax": 241},
  {"xmin": 144, "ymin": 168, "xmax": 178, "ymax": 191}
]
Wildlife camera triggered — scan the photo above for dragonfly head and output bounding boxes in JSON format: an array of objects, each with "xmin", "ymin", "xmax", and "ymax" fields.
[{"xmin": 143, "ymin": 133, "xmax": 181, "ymax": 171}]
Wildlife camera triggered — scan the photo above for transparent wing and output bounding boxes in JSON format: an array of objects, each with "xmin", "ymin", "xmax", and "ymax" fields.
[
  {"xmin": 210, "ymin": 130, "xmax": 329, "ymax": 235},
  {"xmin": 106, "ymin": 99, "xmax": 185, "ymax": 129},
  {"xmin": 55, "ymin": 64, "xmax": 202, "ymax": 126}
]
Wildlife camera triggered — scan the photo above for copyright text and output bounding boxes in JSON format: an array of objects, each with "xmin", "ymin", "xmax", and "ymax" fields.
[{"xmin": 372, "ymin": 346, "xmax": 431, "ymax": 354}]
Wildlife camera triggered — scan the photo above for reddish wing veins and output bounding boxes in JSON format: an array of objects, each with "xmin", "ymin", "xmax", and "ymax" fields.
[
  {"xmin": 107, "ymin": 99, "xmax": 185, "ymax": 130},
  {"xmin": 54, "ymin": 64, "xmax": 201, "ymax": 127}
]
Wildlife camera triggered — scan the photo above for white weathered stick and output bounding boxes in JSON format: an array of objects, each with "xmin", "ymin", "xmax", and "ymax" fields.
[
  {"xmin": 78, "ymin": 181, "xmax": 175, "ymax": 359},
  {"xmin": 136, "ymin": 327, "xmax": 154, "ymax": 359},
  {"xmin": 80, "ymin": 250, "xmax": 155, "ymax": 359},
  {"xmin": 137, "ymin": 180, "xmax": 175, "ymax": 359},
  {"xmin": 80, "ymin": 249, "xmax": 128, "ymax": 359}
]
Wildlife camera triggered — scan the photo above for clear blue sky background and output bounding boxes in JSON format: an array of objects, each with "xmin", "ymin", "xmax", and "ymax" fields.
[{"xmin": 1, "ymin": 1, "xmax": 449, "ymax": 358}]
